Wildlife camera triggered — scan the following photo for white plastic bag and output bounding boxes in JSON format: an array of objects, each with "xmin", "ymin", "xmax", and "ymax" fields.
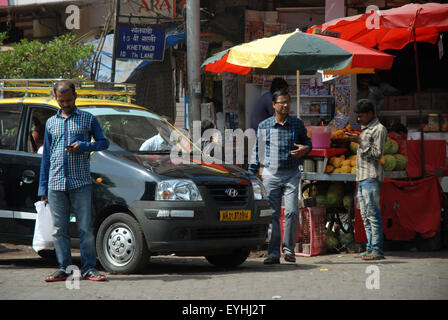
[{"xmin": 32, "ymin": 200, "xmax": 54, "ymax": 252}]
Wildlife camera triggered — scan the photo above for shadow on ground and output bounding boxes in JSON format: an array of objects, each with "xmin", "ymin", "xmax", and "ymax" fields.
[{"xmin": 0, "ymin": 243, "xmax": 319, "ymax": 281}]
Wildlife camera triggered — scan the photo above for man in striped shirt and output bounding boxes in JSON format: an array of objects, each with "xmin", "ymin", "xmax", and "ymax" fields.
[
  {"xmin": 249, "ymin": 90, "xmax": 312, "ymax": 265},
  {"xmin": 38, "ymin": 80, "xmax": 109, "ymax": 282},
  {"xmin": 347, "ymin": 99, "xmax": 387, "ymax": 261}
]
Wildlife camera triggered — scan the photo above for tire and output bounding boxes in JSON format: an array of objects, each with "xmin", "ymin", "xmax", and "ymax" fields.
[
  {"xmin": 96, "ymin": 212, "xmax": 149, "ymax": 274},
  {"xmin": 205, "ymin": 248, "xmax": 250, "ymax": 268}
]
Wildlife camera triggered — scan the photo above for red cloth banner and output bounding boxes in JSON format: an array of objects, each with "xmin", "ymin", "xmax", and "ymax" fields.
[
  {"xmin": 381, "ymin": 176, "xmax": 442, "ymax": 240},
  {"xmin": 356, "ymin": 176, "xmax": 443, "ymax": 242},
  {"xmin": 405, "ymin": 140, "xmax": 446, "ymax": 177}
]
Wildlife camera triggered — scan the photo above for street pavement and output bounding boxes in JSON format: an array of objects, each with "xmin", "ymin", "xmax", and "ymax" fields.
[{"xmin": 0, "ymin": 243, "xmax": 447, "ymax": 302}]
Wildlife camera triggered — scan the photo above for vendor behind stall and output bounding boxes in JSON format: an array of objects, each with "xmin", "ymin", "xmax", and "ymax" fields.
[
  {"xmin": 357, "ymin": 74, "xmax": 385, "ymax": 116},
  {"xmin": 388, "ymin": 122, "xmax": 408, "ymax": 140}
]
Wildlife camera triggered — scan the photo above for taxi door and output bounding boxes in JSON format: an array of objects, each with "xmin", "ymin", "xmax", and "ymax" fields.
[
  {"xmin": 11, "ymin": 105, "xmax": 57, "ymax": 236},
  {"xmin": 0, "ymin": 103, "xmax": 25, "ymax": 236}
]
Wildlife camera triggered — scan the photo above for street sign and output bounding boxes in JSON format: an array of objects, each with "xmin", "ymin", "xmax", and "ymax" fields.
[{"xmin": 116, "ymin": 24, "xmax": 166, "ymax": 61}]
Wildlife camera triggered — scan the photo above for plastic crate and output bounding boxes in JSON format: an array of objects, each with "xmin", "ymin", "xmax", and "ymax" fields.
[{"xmin": 280, "ymin": 205, "xmax": 326, "ymax": 256}]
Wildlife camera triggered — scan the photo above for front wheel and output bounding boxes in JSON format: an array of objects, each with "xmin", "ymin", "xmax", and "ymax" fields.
[
  {"xmin": 205, "ymin": 248, "xmax": 250, "ymax": 268},
  {"xmin": 96, "ymin": 212, "xmax": 149, "ymax": 274}
]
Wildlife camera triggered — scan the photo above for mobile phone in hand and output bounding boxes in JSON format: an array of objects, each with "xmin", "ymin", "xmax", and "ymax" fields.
[
  {"xmin": 65, "ymin": 145, "xmax": 74, "ymax": 151},
  {"xmin": 346, "ymin": 133, "xmax": 358, "ymax": 142}
]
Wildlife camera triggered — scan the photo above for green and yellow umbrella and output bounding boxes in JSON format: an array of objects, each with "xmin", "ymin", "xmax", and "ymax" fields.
[{"xmin": 202, "ymin": 30, "xmax": 394, "ymax": 75}]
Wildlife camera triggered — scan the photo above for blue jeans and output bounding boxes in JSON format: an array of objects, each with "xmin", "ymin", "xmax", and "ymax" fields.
[
  {"xmin": 358, "ymin": 178, "xmax": 383, "ymax": 256},
  {"xmin": 262, "ymin": 169, "xmax": 300, "ymax": 259},
  {"xmin": 48, "ymin": 185, "xmax": 97, "ymax": 277}
]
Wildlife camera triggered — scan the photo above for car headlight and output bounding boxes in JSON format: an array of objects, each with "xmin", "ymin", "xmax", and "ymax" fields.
[
  {"xmin": 250, "ymin": 177, "xmax": 267, "ymax": 200},
  {"xmin": 156, "ymin": 179, "xmax": 203, "ymax": 201}
]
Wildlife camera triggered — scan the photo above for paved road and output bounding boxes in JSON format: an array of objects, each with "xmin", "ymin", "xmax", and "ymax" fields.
[{"xmin": 1, "ymin": 243, "xmax": 447, "ymax": 302}]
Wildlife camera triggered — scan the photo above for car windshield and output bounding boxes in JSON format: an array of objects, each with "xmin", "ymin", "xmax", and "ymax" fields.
[{"xmin": 81, "ymin": 105, "xmax": 193, "ymax": 153}]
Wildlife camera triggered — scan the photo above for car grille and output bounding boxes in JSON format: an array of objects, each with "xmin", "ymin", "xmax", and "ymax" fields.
[
  {"xmin": 204, "ymin": 183, "xmax": 249, "ymax": 205},
  {"xmin": 193, "ymin": 225, "xmax": 267, "ymax": 240}
]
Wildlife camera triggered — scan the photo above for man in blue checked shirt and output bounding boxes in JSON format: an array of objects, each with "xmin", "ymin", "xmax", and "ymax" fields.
[
  {"xmin": 38, "ymin": 80, "xmax": 109, "ymax": 282},
  {"xmin": 248, "ymin": 90, "xmax": 312, "ymax": 265}
]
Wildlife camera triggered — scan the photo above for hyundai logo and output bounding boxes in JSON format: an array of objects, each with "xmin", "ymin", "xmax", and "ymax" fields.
[{"xmin": 225, "ymin": 188, "xmax": 238, "ymax": 198}]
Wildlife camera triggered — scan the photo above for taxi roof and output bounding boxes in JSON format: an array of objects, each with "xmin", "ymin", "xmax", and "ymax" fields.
[{"xmin": 0, "ymin": 96, "xmax": 147, "ymax": 111}]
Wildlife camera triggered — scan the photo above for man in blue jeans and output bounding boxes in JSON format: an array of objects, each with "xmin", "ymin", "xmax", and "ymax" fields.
[
  {"xmin": 38, "ymin": 80, "xmax": 109, "ymax": 281},
  {"xmin": 249, "ymin": 90, "xmax": 312, "ymax": 264},
  {"xmin": 347, "ymin": 99, "xmax": 387, "ymax": 260}
]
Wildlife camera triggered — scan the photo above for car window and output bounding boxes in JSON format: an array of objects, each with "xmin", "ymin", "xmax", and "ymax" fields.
[
  {"xmin": 84, "ymin": 106, "xmax": 193, "ymax": 153},
  {"xmin": 0, "ymin": 104, "xmax": 23, "ymax": 150},
  {"xmin": 26, "ymin": 107, "xmax": 57, "ymax": 153}
]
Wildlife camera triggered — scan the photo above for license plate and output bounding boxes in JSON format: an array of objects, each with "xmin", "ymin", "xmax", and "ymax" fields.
[{"xmin": 219, "ymin": 209, "xmax": 251, "ymax": 221}]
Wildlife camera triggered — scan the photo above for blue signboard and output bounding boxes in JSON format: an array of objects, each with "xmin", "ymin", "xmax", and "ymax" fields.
[{"xmin": 116, "ymin": 24, "xmax": 166, "ymax": 61}]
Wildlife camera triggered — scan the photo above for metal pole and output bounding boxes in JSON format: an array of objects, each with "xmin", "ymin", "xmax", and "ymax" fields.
[
  {"xmin": 111, "ymin": 0, "xmax": 120, "ymax": 83},
  {"xmin": 186, "ymin": 0, "xmax": 201, "ymax": 131},
  {"xmin": 413, "ymin": 26, "xmax": 426, "ymax": 177}
]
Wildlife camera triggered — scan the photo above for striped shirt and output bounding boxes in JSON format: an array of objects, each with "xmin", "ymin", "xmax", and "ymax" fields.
[
  {"xmin": 248, "ymin": 115, "xmax": 312, "ymax": 174},
  {"xmin": 38, "ymin": 107, "xmax": 109, "ymax": 196},
  {"xmin": 356, "ymin": 118, "xmax": 387, "ymax": 182}
]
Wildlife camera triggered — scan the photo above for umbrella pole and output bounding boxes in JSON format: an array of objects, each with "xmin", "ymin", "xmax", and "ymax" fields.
[{"xmin": 413, "ymin": 27, "xmax": 426, "ymax": 177}]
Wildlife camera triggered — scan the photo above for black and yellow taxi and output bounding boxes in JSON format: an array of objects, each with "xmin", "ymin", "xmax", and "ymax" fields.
[{"xmin": 0, "ymin": 79, "xmax": 271, "ymax": 273}]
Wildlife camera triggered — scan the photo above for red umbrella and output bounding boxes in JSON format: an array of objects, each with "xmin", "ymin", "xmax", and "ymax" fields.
[
  {"xmin": 307, "ymin": 3, "xmax": 448, "ymax": 50},
  {"xmin": 308, "ymin": 3, "xmax": 448, "ymax": 176}
]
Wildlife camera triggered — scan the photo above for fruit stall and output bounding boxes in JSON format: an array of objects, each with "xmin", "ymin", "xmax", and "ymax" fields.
[{"xmin": 296, "ymin": 123, "xmax": 446, "ymax": 255}]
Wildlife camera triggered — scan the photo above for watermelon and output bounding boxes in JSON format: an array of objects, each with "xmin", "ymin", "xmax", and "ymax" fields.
[
  {"xmin": 327, "ymin": 182, "xmax": 344, "ymax": 206},
  {"xmin": 384, "ymin": 154, "xmax": 396, "ymax": 171},
  {"xmin": 343, "ymin": 194, "xmax": 352, "ymax": 210},
  {"xmin": 316, "ymin": 195, "xmax": 327, "ymax": 206},
  {"xmin": 340, "ymin": 233, "xmax": 354, "ymax": 246},
  {"xmin": 349, "ymin": 142, "xmax": 358, "ymax": 155},
  {"xmin": 325, "ymin": 229, "xmax": 339, "ymax": 252},
  {"xmin": 327, "ymin": 192, "xmax": 343, "ymax": 206},
  {"xmin": 328, "ymin": 182, "xmax": 344, "ymax": 195},
  {"xmin": 394, "ymin": 154, "xmax": 408, "ymax": 171},
  {"xmin": 390, "ymin": 140, "xmax": 399, "ymax": 154},
  {"xmin": 384, "ymin": 138, "xmax": 399, "ymax": 154}
]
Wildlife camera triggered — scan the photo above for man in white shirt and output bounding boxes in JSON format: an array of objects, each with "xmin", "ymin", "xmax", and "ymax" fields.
[
  {"xmin": 140, "ymin": 132, "xmax": 168, "ymax": 151},
  {"xmin": 139, "ymin": 116, "xmax": 172, "ymax": 151}
]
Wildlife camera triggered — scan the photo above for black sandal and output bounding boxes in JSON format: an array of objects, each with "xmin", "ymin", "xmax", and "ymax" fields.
[{"xmin": 44, "ymin": 270, "xmax": 69, "ymax": 282}]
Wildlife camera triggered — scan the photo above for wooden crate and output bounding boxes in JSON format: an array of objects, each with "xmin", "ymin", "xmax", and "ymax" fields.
[
  {"xmin": 414, "ymin": 93, "xmax": 432, "ymax": 110},
  {"xmin": 387, "ymin": 95, "xmax": 414, "ymax": 110},
  {"xmin": 432, "ymin": 92, "xmax": 448, "ymax": 110}
]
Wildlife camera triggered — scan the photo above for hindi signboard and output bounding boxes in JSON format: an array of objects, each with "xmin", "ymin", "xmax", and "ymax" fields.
[{"xmin": 116, "ymin": 24, "xmax": 166, "ymax": 61}]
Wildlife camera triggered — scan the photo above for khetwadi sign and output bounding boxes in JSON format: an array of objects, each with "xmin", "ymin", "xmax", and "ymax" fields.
[{"xmin": 117, "ymin": 24, "xmax": 166, "ymax": 61}]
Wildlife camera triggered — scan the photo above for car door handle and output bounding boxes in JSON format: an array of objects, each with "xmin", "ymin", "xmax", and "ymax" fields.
[{"xmin": 21, "ymin": 170, "xmax": 36, "ymax": 184}]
